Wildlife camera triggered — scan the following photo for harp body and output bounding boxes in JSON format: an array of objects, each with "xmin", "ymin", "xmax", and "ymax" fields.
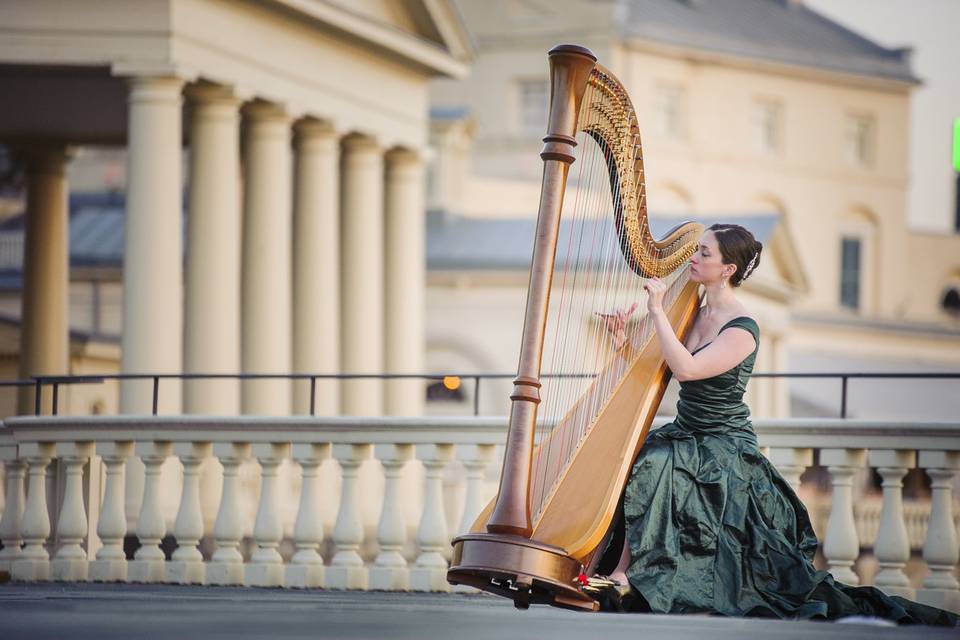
[{"xmin": 447, "ymin": 45, "xmax": 703, "ymax": 611}]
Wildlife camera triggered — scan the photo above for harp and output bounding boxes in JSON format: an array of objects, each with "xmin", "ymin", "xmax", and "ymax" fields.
[{"xmin": 446, "ymin": 45, "xmax": 704, "ymax": 610}]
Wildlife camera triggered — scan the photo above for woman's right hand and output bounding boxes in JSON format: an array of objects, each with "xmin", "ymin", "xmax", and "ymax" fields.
[{"xmin": 596, "ymin": 302, "xmax": 638, "ymax": 350}]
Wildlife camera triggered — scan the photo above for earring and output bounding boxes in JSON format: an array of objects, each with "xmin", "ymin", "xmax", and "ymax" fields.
[{"xmin": 721, "ymin": 278, "xmax": 727, "ymax": 289}]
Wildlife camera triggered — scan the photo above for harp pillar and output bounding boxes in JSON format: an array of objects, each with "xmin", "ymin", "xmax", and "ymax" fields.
[{"xmin": 486, "ymin": 44, "xmax": 598, "ymax": 537}]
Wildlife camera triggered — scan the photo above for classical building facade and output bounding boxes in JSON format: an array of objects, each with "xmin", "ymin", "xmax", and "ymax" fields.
[
  {"xmin": 0, "ymin": 0, "xmax": 472, "ymax": 417},
  {"xmin": 426, "ymin": 0, "xmax": 960, "ymax": 419}
]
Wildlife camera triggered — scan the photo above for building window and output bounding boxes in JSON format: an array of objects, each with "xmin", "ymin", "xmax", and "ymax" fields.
[
  {"xmin": 845, "ymin": 113, "xmax": 875, "ymax": 167},
  {"xmin": 654, "ymin": 84, "xmax": 685, "ymax": 139},
  {"xmin": 752, "ymin": 99, "xmax": 781, "ymax": 154},
  {"xmin": 518, "ymin": 79, "xmax": 549, "ymax": 136},
  {"xmin": 839, "ymin": 236, "xmax": 861, "ymax": 310},
  {"xmin": 943, "ymin": 287, "xmax": 960, "ymax": 318}
]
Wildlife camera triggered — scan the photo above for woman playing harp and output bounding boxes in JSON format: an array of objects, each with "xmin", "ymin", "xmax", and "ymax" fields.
[
  {"xmin": 592, "ymin": 224, "xmax": 957, "ymax": 625},
  {"xmin": 447, "ymin": 44, "xmax": 957, "ymax": 626}
]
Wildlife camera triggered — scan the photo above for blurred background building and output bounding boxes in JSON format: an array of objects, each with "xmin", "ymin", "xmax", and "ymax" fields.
[{"xmin": 0, "ymin": 0, "xmax": 958, "ymax": 420}]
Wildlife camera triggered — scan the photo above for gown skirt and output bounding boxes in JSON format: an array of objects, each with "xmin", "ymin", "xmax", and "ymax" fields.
[{"xmin": 609, "ymin": 317, "xmax": 957, "ymax": 626}]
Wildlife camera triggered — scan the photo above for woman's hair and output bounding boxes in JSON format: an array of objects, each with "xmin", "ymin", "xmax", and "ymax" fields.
[{"xmin": 707, "ymin": 223, "xmax": 763, "ymax": 287}]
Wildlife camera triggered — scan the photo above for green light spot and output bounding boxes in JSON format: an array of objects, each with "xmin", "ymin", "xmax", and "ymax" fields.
[{"xmin": 954, "ymin": 118, "xmax": 960, "ymax": 173}]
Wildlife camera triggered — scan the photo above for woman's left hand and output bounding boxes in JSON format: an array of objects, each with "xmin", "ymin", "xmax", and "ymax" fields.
[{"xmin": 643, "ymin": 277, "xmax": 667, "ymax": 314}]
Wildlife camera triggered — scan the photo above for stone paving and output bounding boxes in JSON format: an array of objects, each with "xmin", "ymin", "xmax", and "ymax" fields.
[{"xmin": 0, "ymin": 583, "xmax": 956, "ymax": 639}]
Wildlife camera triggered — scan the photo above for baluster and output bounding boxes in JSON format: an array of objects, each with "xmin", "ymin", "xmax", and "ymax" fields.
[
  {"xmin": 245, "ymin": 442, "xmax": 291, "ymax": 587},
  {"xmin": 128, "ymin": 441, "xmax": 173, "ymax": 583},
  {"xmin": 369, "ymin": 443, "xmax": 414, "ymax": 590},
  {"xmin": 767, "ymin": 447, "xmax": 812, "ymax": 493},
  {"xmin": 51, "ymin": 442, "xmax": 95, "ymax": 581},
  {"xmin": 166, "ymin": 442, "xmax": 212, "ymax": 584},
  {"xmin": 458, "ymin": 444, "xmax": 494, "ymax": 535},
  {"xmin": 917, "ymin": 451, "xmax": 960, "ymax": 613},
  {"xmin": 410, "ymin": 443, "xmax": 454, "ymax": 592},
  {"xmin": 869, "ymin": 449, "xmax": 915, "ymax": 599},
  {"xmin": 207, "ymin": 442, "xmax": 250, "ymax": 586},
  {"xmin": 0, "ymin": 457, "xmax": 26, "ymax": 572},
  {"xmin": 11, "ymin": 442, "xmax": 55, "ymax": 581},
  {"xmin": 821, "ymin": 448, "xmax": 866, "ymax": 585},
  {"xmin": 286, "ymin": 442, "xmax": 330, "ymax": 589},
  {"xmin": 90, "ymin": 442, "xmax": 134, "ymax": 582},
  {"xmin": 327, "ymin": 443, "xmax": 372, "ymax": 589}
]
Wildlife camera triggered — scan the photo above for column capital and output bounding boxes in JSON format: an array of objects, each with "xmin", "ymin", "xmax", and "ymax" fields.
[
  {"xmin": 185, "ymin": 82, "xmax": 241, "ymax": 106},
  {"xmin": 385, "ymin": 147, "xmax": 423, "ymax": 168},
  {"xmin": 126, "ymin": 75, "xmax": 185, "ymax": 104},
  {"xmin": 17, "ymin": 144, "xmax": 74, "ymax": 176},
  {"xmin": 294, "ymin": 117, "xmax": 337, "ymax": 140},
  {"xmin": 242, "ymin": 99, "xmax": 291, "ymax": 124},
  {"xmin": 341, "ymin": 132, "xmax": 381, "ymax": 154}
]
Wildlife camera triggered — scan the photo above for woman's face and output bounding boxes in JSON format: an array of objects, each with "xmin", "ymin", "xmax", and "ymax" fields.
[{"xmin": 689, "ymin": 230, "xmax": 731, "ymax": 285}]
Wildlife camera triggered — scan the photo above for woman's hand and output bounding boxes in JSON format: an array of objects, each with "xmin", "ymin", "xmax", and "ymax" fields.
[
  {"xmin": 596, "ymin": 302, "xmax": 638, "ymax": 350},
  {"xmin": 643, "ymin": 277, "xmax": 667, "ymax": 314}
]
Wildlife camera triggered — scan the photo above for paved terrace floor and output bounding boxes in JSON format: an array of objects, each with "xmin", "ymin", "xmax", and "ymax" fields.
[{"xmin": 1, "ymin": 583, "xmax": 956, "ymax": 639}]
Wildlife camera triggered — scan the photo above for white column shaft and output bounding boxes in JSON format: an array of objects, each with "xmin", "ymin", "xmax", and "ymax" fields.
[
  {"xmin": 293, "ymin": 122, "xmax": 340, "ymax": 415},
  {"xmin": 245, "ymin": 443, "xmax": 290, "ymax": 587},
  {"xmin": 340, "ymin": 135, "xmax": 384, "ymax": 416},
  {"xmin": 327, "ymin": 443, "xmax": 372, "ymax": 589},
  {"xmin": 241, "ymin": 103, "xmax": 293, "ymax": 415},
  {"xmin": 11, "ymin": 444, "xmax": 54, "ymax": 581},
  {"xmin": 121, "ymin": 76, "xmax": 184, "ymax": 414},
  {"xmin": 51, "ymin": 444, "xmax": 94, "ymax": 581},
  {"xmin": 185, "ymin": 87, "xmax": 241, "ymax": 414},
  {"xmin": 384, "ymin": 149, "xmax": 425, "ymax": 416}
]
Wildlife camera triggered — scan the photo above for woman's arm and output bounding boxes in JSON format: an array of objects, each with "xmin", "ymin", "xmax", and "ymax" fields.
[
  {"xmin": 645, "ymin": 279, "xmax": 756, "ymax": 382},
  {"xmin": 649, "ymin": 309, "xmax": 755, "ymax": 381}
]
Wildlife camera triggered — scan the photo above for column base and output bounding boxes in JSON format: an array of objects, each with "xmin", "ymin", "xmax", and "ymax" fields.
[
  {"xmin": 917, "ymin": 588, "xmax": 960, "ymax": 614},
  {"xmin": 89, "ymin": 559, "xmax": 128, "ymax": 582},
  {"xmin": 326, "ymin": 564, "xmax": 368, "ymax": 590},
  {"xmin": 11, "ymin": 558, "xmax": 50, "ymax": 582},
  {"xmin": 245, "ymin": 562, "xmax": 284, "ymax": 587},
  {"xmin": 128, "ymin": 559, "xmax": 167, "ymax": 583},
  {"xmin": 827, "ymin": 565, "xmax": 858, "ymax": 585},
  {"xmin": 368, "ymin": 565, "xmax": 409, "ymax": 591},
  {"xmin": 165, "ymin": 560, "xmax": 206, "ymax": 585},
  {"xmin": 51, "ymin": 557, "xmax": 89, "ymax": 582},
  {"xmin": 207, "ymin": 561, "xmax": 245, "ymax": 586},
  {"xmin": 285, "ymin": 562, "xmax": 324, "ymax": 589}
]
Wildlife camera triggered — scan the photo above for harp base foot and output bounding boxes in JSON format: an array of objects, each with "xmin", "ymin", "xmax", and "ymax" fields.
[{"xmin": 447, "ymin": 533, "xmax": 598, "ymax": 612}]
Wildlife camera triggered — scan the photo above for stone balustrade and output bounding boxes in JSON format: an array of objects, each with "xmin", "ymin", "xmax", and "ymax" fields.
[{"xmin": 0, "ymin": 416, "xmax": 957, "ymax": 613}]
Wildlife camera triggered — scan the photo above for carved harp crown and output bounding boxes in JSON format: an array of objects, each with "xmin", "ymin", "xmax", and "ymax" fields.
[{"xmin": 448, "ymin": 45, "xmax": 703, "ymax": 611}]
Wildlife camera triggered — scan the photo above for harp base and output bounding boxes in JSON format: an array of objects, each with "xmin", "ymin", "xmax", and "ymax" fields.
[{"xmin": 447, "ymin": 533, "xmax": 599, "ymax": 612}]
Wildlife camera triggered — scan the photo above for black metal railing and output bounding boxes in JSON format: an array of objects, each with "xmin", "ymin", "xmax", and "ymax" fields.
[{"xmin": 1, "ymin": 371, "xmax": 958, "ymax": 419}]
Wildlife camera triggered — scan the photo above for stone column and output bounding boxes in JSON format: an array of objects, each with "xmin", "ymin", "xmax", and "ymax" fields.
[
  {"xmin": 241, "ymin": 101, "xmax": 293, "ymax": 415},
  {"xmin": 340, "ymin": 134, "xmax": 384, "ymax": 416},
  {"xmin": 50, "ymin": 441, "xmax": 94, "ymax": 581},
  {"xmin": 17, "ymin": 146, "xmax": 71, "ymax": 415},
  {"xmin": 384, "ymin": 148, "xmax": 425, "ymax": 416},
  {"xmin": 184, "ymin": 85, "xmax": 242, "ymax": 414},
  {"xmin": 292, "ymin": 120, "xmax": 340, "ymax": 416},
  {"xmin": 120, "ymin": 76, "xmax": 185, "ymax": 414},
  {"xmin": 870, "ymin": 449, "xmax": 915, "ymax": 599}
]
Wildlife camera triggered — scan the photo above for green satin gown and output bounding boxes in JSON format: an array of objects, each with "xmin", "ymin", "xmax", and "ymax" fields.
[{"xmin": 617, "ymin": 316, "xmax": 957, "ymax": 625}]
